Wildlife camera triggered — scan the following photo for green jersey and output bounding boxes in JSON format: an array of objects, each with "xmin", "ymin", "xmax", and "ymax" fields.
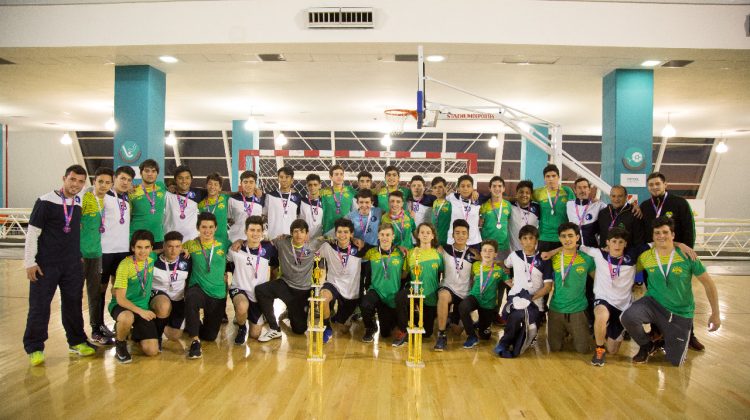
[
  {"xmin": 184, "ymin": 238, "xmax": 227, "ymax": 299},
  {"xmin": 406, "ymin": 248, "xmax": 443, "ymax": 306},
  {"xmin": 109, "ymin": 255, "xmax": 155, "ymax": 312},
  {"xmin": 320, "ymin": 185, "xmax": 356, "ymax": 235},
  {"xmin": 469, "ymin": 261, "xmax": 508, "ymax": 309},
  {"xmin": 376, "ymin": 186, "xmax": 411, "ymax": 213},
  {"xmin": 362, "ymin": 246, "xmax": 406, "ymax": 308},
  {"xmin": 638, "ymin": 248, "xmax": 706, "ymax": 319},
  {"xmin": 382, "ymin": 211, "xmax": 415, "ymax": 250},
  {"xmin": 431, "ymin": 198, "xmax": 452, "ymax": 247},
  {"xmin": 80, "ymin": 191, "xmax": 104, "ymax": 258},
  {"xmin": 533, "ymin": 185, "xmax": 575, "ymax": 242},
  {"xmin": 479, "ymin": 199, "xmax": 512, "ymax": 251},
  {"xmin": 549, "ymin": 249, "xmax": 595, "ymax": 313},
  {"xmin": 198, "ymin": 193, "xmax": 230, "ymax": 249},
  {"xmin": 129, "ymin": 181, "xmax": 168, "ymax": 242}
]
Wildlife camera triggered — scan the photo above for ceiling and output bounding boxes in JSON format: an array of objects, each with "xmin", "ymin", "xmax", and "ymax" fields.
[{"xmin": 0, "ymin": 42, "xmax": 749, "ymax": 137}]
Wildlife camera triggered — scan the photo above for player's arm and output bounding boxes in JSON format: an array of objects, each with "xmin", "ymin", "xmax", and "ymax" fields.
[
  {"xmin": 532, "ymin": 261, "xmax": 554, "ymax": 301},
  {"xmin": 695, "ymin": 271, "xmax": 721, "ymax": 331},
  {"xmin": 25, "ymin": 198, "xmax": 45, "ymax": 281}
]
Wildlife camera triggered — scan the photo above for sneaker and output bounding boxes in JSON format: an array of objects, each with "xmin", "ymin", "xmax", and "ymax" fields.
[
  {"xmin": 115, "ymin": 340, "xmax": 132, "ymax": 364},
  {"xmin": 323, "ymin": 326, "xmax": 333, "ymax": 344},
  {"xmin": 493, "ymin": 342, "xmax": 506, "ymax": 357},
  {"xmin": 91, "ymin": 332, "xmax": 114, "ymax": 346},
  {"xmin": 258, "ymin": 329, "xmax": 283, "ymax": 343},
  {"xmin": 433, "ymin": 334, "xmax": 447, "ymax": 352},
  {"xmin": 689, "ymin": 332, "xmax": 705, "ymax": 351},
  {"xmin": 632, "ymin": 342, "xmax": 655, "ymax": 364},
  {"xmin": 234, "ymin": 323, "xmax": 248, "ymax": 345},
  {"xmin": 392, "ymin": 330, "xmax": 407, "ymax": 347},
  {"xmin": 592, "ymin": 346, "xmax": 606, "ymax": 367},
  {"xmin": 463, "ymin": 336, "xmax": 479, "ymax": 349},
  {"xmin": 362, "ymin": 329, "xmax": 376, "ymax": 343},
  {"xmin": 479, "ymin": 327, "xmax": 492, "ymax": 340},
  {"xmin": 29, "ymin": 351, "xmax": 45, "ymax": 366},
  {"xmin": 98, "ymin": 324, "xmax": 116, "ymax": 338},
  {"xmin": 652, "ymin": 339, "xmax": 666, "ymax": 354},
  {"xmin": 69, "ymin": 342, "xmax": 96, "ymax": 357},
  {"xmin": 188, "ymin": 340, "xmax": 202, "ymax": 359}
]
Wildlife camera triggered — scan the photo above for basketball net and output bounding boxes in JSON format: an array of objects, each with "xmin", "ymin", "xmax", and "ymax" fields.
[{"xmin": 384, "ymin": 109, "xmax": 417, "ymax": 135}]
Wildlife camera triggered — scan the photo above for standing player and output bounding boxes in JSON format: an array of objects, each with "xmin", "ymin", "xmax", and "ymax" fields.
[
  {"xmin": 228, "ymin": 170, "xmax": 264, "ymax": 243},
  {"xmin": 81, "ymin": 167, "xmax": 114, "ymax": 346},
  {"xmin": 164, "ymin": 165, "xmax": 206, "ymax": 242},
  {"xmin": 150, "ymin": 231, "xmax": 191, "ymax": 347},
  {"xmin": 376, "ymin": 166, "xmax": 411, "ymax": 213},
  {"xmin": 597, "ymin": 185, "xmax": 645, "ymax": 248},
  {"xmin": 265, "ymin": 166, "xmax": 302, "ymax": 239},
  {"xmin": 430, "ymin": 176, "xmax": 452, "ymax": 247},
  {"xmin": 621, "ymin": 217, "xmax": 720, "ymax": 366},
  {"xmin": 109, "ymin": 230, "xmax": 159, "ymax": 363},
  {"xmin": 434, "ymin": 219, "xmax": 477, "ymax": 351},
  {"xmin": 566, "ymin": 178, "xmax": 606, "ymax": 247},
  {"xmin": 479, "ymin": 176, "xmax": 512, "ymax": 260},
  {"xmin": 183, "ymin": 212, "xmax": 228, "ymax": 359},
  {"xmin": 320, "ymin": 165, "xmax": 356, "ymax": 236},
  {"xmin": 129, "ymin": 159, "xmax": 168, "ymax": 248},
  {"xmin": 508, "ymin": 180, "xmax": 541, "ymax": 252},
  {"xmin": 446, "ymin": 174, "xmax": 484, "ymax": 248},
  {"xmin": 533, "ymin": 164, "xmax": 575, "ymax": 252},
  {"xmin": 197, "ymin": 172, "xmax": 230, "ymax": 250},
  {"xmin": 381, "ymin": 191, "xmax": 415, "ymax": 250},
  {"xmin": 407, "ymin": 175, "xmax": 436, "ymax": 228},
  {"xmin": 299, "ymin": 174, "xmax": 324, "ymax": 239},
  {"xmin": 347, "ymin": 189, "xmax": 381, "ymax": 246},
  {"xmin": 24, "ymin": 165, "xmax": 95, "ymax": 366},
  {"xmin": 356, "ymin": 171, "xmax": 375, "ymax": 194}
]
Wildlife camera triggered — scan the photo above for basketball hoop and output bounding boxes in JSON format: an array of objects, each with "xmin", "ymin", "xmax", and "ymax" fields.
[{"xmin": 384, "ymin": 109, "xmax": 418, "ymax": 135}]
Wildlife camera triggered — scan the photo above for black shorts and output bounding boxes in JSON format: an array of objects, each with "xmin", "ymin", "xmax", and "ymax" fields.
[
  {"xmin": 593, "ymin": 299, "xmax": 625, "ymax": 340},
  {"xmin": 101, "ymin": 252, "xmax": 130, "ymax": 283},
  {"xmin": 438, "ymin": 287, "xmax": 463, "ymax": 325},
  {"xmin": 229, "ymin": 288, "xmax": 264, "ymax": 325},
  {"xmin": 150, "ymin": 290, "xmax": 186, "ymax": 329},
  {"xmin": 110, "ymin": 304, "xmax": 159, "ymax": 341},
  {"xmin": 322, "ymin": 283, "xmax": 360, "ymax": 324}
]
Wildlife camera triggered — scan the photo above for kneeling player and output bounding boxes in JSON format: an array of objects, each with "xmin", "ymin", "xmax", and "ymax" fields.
[
  {"xmin": 109, "ymin": 230, "xmax": 159, "ymax": 363},
  {"xmin": 151, "ymin": 231, "xmax": 191, "ymax": 348}
]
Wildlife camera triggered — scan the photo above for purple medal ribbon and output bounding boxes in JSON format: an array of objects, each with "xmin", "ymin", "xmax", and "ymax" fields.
[
  {"xmin": 651, "ymin": 192, "xmax": 668, "ymax": 218},
  {"xmin": 95, "ymin": 195, "xmax": 106, "ymax": 233},
  {"xmin": 132, "ymin": 256, "xmax": 149, "ymax": 296},
  {"xmin": 480, "ymin": 264, "xmax": 495, "ymax": 295},
  {"xmin": 575, "ymin": 202, "xmax": 590, "ymax": 226},
  {"xmin": 608, "ymin": 203, "xmax": 628, "ymax": 230},
  {"xmin": 337, "ymin": 243, "xmax": 352, "ymax": 269},
  {"xmin": 332, "ymin": 187, "xmax": 343, "ymax": 215},
  {"xmin": 142, "ymin": 184, "xmax": 156, "ymax": 215},
  {"xmin": 60, "ymin": 189, "xmax": 74, "ymax": 234},
  {"xmin": 607, "ymin": 253, "xmax": 624, "ymax": 282},
  {"xmin": 177, "ymin": 194, "xmax": 188, "ymax": 219},
  {"xmin": 560, "ymin": 250, "xmax": 578, "ymax": 287},
  {"xmin": 241, "ymin": 193, "xmax": 255, "ymax": 217},
  {"xmin": 308, "ymin": 196, "xmax": 320, "ymax": 222},
  {"xmin": 117, "ymin": 191, "xmax": 127, "ymax": 224}
]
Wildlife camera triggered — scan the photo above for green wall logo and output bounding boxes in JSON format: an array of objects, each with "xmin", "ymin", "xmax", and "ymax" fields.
[
  {"xmin": 119, "ymin": 141, "xmax": 141, "ymax": 164},
  {"xmin": 622, "ymin": 147, "xmax": 646, "ymax": 170}
]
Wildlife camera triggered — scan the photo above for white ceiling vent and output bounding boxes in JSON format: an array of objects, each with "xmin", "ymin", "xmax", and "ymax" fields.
[{"xmin": 306, "ymin": 7, "xmax": 374, "ymax": 29}]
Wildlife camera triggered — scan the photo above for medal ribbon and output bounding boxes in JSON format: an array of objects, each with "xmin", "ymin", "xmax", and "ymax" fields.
[
  {"xmin": 241, "ymin": 193, "xmax": 255, "ymax": 216},
  {"xmin": 177, "ymin": 194, "xmax": 188, "ymax": 219},
  {"xmin": 281, "ymin": 192, "xmax": 290, "ymax": 215},
  {"xmin": 654, "ymin": 248, "xmax": 675, "ymax": 285},
  {"xmin": 337, "ymin": 243, "xmax": 352, "ymax": 269},
  {"xmin": 199, "ymin": 240, "xmax": 215, "ymax": 273},
  {"xmin": 493, "ymin": 199, "xmax": 504, "ymax": 228},
  {"xmin": 116, "ymin": 190, "xmax": 127, "ymax": 224},
  {"xmin": 546, "ymin": 188, "xmax": 561, "ymax": 215},
  {"xmin": 651, "ymin": 192, "xmax": 668, "ymax": 218},
  {"xmin": 380, "ymin": 246, "xmax": 393, "ymax": 282},
  {"xmin": 332, "ymin": 186, "xmax": 343, "ymax": 214},
  {"xmin": 452, "ymin": 246, "xmax": 468, "ymax": 277},
  {"xmin": 432, "ymin": 200, "xmax": 446, "ymax": 226},
  {"xmin": 607, "ymin": 253, "xmax": 624, "ymax": 282},
  {"xmin": 247, "ymin": 243, "xmax": 262, "ymax": 279},
  {"xmin": 308, "ymin": 196, "xmax": 320, "ymax": 222},
  {"xmin": 59, "ymin": 189, "xmax": 74, "ymax": 233},
  {"xmin": 293, "ymin": 242, "xmax": 307, "ymax": 265},
  {"xmin": 608, "ymin": 203, "xmax": 628, "ymax": 229},
  {"xmin": 524, "ymin": 253, "xmax": 538, "ymax": 288},
  {"xmin": 132, "ymin": 256, "xmax": 149, "ymax": 296},
  {"xmin": 95, "ymin": 195, "xmax": 105, "ymax": 232},
  {"xmin": 142, "ymin": 184, "xmax": 156, "ymax": 214},
  {"xmin": 358, "ymin": 211, "xmax": 372, "ymax": 237},
  {"xmin": 560, "ymin": 250, "xmax": 578, "ymax": 286},
  {"xmin": 480, "ymin": 264, "xmax": 495, "ymax": 295},
  {"xmin": 575, "ymin": 201, "xmax": 590, "ymax": 226}
]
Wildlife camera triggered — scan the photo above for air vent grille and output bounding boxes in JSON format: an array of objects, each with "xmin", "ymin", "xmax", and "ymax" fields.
[{"xmin": 307, "ymin": 7, "xmax": 374, "ymax": 29}]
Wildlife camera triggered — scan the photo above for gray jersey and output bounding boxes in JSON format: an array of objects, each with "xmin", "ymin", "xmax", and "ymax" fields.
[{"xmin": 272, "ymin": 236, "xmax": 324, "ymax": 290}]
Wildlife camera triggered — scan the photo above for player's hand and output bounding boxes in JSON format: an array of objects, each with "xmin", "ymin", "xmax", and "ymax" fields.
[
  {"xmin": 352, "ymin": 238, "xmax": 365, "ymax": 249},
  {"xmin": 631, "ymin": 204, "xmax": 643, "ymax": 219},
  {"xmin": 708, "ymin": 313, "xmax": 721, "ymax": 331},
  {"xmin": 27, "ymin": 265, "xmax": 43, "ymax": 282},
  {"xmin": 540, "ymin": 251, "xmax": 554, "ymax": 260},
  {"xmin": 469, "ymin": 248, "xmax": 480, "ymax": 258},
  {"xmin": 230, "ymin": 240, "xmax": 244, "ymax": 252},
  {"xmin": 399, "ymin": 246, "xmax": 409, "ymax": 256},
  {"xmin": 254, "ymin": 187, "xmax": 263, "ymax": 198},
  {"xmin": 675, "ymin": 242, "xmax": 697, "ymax": 260},
  {"xmin": 139, "ymin": 309, "xmax": 157, "ymax": 321},
  {"xmin": 181, "ymin": 249, "xmax": 191, "ymax": 259},
  {"xmin": 471, "ymin": 191, "xmax": 479, "ymax": 201}
]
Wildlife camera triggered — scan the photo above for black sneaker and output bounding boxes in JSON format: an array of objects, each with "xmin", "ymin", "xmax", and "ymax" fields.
[
  {"xmin": 99, "ymin": 324, "xmax": 116, "ymax": 338},
  {"xmin": 235, "ymin": 323, "xmax": 248, "ymax": 345},
  {"xmin": 188, "ymin": 340, "xmax": 202, "ymax": 359},
  {"xmin": 362, "ymin": 328, "xmax": 376, "ymax": 343},
  {"xmin": 632, "ymin": 342, "xmax": 654, "ymax": 364},
  {"xmin": 115, "ymin": 340, "xmax": 132, "ymax": 364},
  {"xmin": 591, "ymin": 346, "xmax": 606, "ymax": 367}
]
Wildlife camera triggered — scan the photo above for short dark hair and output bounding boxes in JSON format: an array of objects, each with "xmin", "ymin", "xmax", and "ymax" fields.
[
  {"xmin": 388, "ymin": 190, "xmax": 404, "ymax": 201},
  {"xmin": 610, "ymin": 184, "xmax": 628, "ymax": 196},
  {"xmin": 516, "ymin": 180, "xmax": 534, "ymax": 193},
  {"xmin": 329, "ymin": 164, "xmax": 344, "ymax": 176},
  {"xmin": 139, "ymin": 159, "xmax": 159, "ymax": 174},
  {"xmin": 334, "ymin": 217, "xmax": 354, "ymax": 233},
  {"xmin": 543, "ymin": 164, "xmax": 559, "ymax": 176},
  {"xmin": 452, "ymin": 219, "xmax": 470, "ymax": 232},
  {"xmin": 240, "ymin": 170, "xmax": 257, "ymax": 182},
  {"xmin": 519, "ymin": 225, "xmax": 539, "ymax": 240},
  {"xmin": 94, "ymin": 167, "xmax": 114, "ymax": 179},
  {"xmin": 115, "ymin": 165, "xmax": 136, "ymax": 179},
  {"xmin": 245, "ymin": 215, "xmax": 264, "ymax": 231},
  {"xmin": 164, "ymin": 230, "xmax": 184, "ymax": 243},
  {"xmin": 290, "ymin": 218, "xmax": 309, "ymax": 234},
  {"xmin": 431, "ymin": 176, "xmax": 447, "ymax": 187},
  {"xmin": 410, "ymin": 175, "xmax": 425, "ymax": 185},
  {"xmin": 64, "ymin": 164, "xmax": 87, "ymax": 177},
  {"xmin": 413, "ymin": 222, "xmax": 438, "ymax": 248},
  {"xmin": 647, "ymin": 172, "xmax": 666, "ymax": 183},
  {"xmin": 457, "ymin": 174, "xmax": 474, "ymax": 186},
  {"xmin": 557, "ymin": 222, "xmax": 580, "ymax": 236},
  {"xmin": 489, "ymin": 175, "xmax": 505, "ymax": 186},
  {"xmin": 574, "ymin": 177, "xmax": 590, "ymax": 187},
  {"xmin": 196, "ymin": 211, "xmax": 217, "ymax": 229},
  {"xmin": 652, "ymin": 216, "xmax": 674, "ymax": 233},
  {"xmin": 607, "ymin": 227, "xmax": 629, "ymax": 241},
  {"xmin": 357, "ymin": 171, "xmax": 373, "ymax": 181},
  {"xmin": 277, "ymin": 166, "xmax": 294, "ymax": 177},
  {"xmin": 173, "ymin": 165, "xmax": 192, "ymax": 179},
  {"xmin": 355, "ymin": 189, "xmax": 374, "ymax": 201},
  {"xmin": 480, "ymin": 239, "xmax": 499, "ymax": 252},
  {"xmin": 306, "ymin": 173, "xmax": 321, "ymax": 184},
  {"xmin": 378, "ymin": 223, "xmax": 395, "ymax": 234},
  {"xmin": 384, "ymin": 165, "xmax": 399, "ymax": 176},
  {"xmin": 130, "ymin": 229, "xmax": 155, "ymax": 249},
  {"xmin": 206, "ymin": 172, "xmax": 223, "ymax": 185}
]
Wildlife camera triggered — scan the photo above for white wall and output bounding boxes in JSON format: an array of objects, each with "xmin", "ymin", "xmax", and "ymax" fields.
[
  {"xmin": 704, "ymin": 136, "xmax": 750, "ymax": 219},
  {"xmin": 7, "ymin": 131, "xmax": 76, "ymax": 207}
]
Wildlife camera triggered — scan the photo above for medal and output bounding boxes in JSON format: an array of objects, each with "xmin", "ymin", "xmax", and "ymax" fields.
[
  {"xmin": 493, "ymin": 199, "xmax": 504, "ymax": 229},
  {"xmin": 177, "ymin": 194, "xmax": 188, "ymax": 220},
  {"xmin": 241, "ymin": 193, "xmax": 255, "ymax": 216},
  {"xmin": 133, "ymin": 256, "xmax": 149, "ymax": 297},
  {"xmin": 337, "ymin": 242, "xmax": 352, "ymax": 268},
  {"xmin": 99, "ymin": 226, "xmax": 105, "ymax": 233},
  {"xmin": 333, "ymin": 187, "xmax": 343, "ymax": 214},
  {"xmin": 651, "ymin": 192, "xmax": 668, "ymax": 218},
  {"xmin": 607, "ymin": 253, "xmax": 624, "ymax": 281},
  {"xmin": 199, "ymin": 240, "xmax": 215, "ymax": 273},
  {"xmin": 546, "ymin": 188, "xmax": 560, "ymax": 216},
  {"xmin": 142, "ymin": 184, "xmax": 157, "ymax": 215},
  {"xmin": 59, "ymin": 189, "xmax": 74, "ymax": 234},
  {"xmin": 116, "ymin": 190, "xmax": 127, "ymax": 224}
]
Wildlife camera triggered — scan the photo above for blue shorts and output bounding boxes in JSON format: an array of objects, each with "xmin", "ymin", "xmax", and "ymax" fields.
[{"xmin": 593, "ymin": 299, "xmax": 625, "ymax": 340}]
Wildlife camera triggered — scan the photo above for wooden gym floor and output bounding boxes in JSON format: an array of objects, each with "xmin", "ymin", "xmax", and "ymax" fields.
[{"xmin": 0, "ymin": 258, "xmax": 748, "ymax": 420}]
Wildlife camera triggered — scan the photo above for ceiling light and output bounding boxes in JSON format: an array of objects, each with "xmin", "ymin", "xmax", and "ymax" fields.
[
  {"xmin": 641, "ymin": 60, "xmax": 662, "ymax": 67},
  {"xmin": 244, "ymin": 116, "xmax": 258, "ymax": 131},
  {"xmin": 426, "ymin": 55, "xmax": 445, "ymax": 63},
  {"xmin": 165, "ymin": 131, "xmax": 177, "ymax": 146},
  {"xmin": 381, "ymin": 134, "xmax": 393, "ymax": 147},
  {"xmin": 661, "ymin": 113, "xmax": 676, "ymax": 138},
  {"xmin": 716, "ymin": 140, "xmax": 728, "ymax": 154},
  {"xmin": 488, "ymin": 136, "xmax": 499, "ymax": 148},
  {"xmin": 60, "ymin": 132, "xmax": 72, "ymax": 145},
  {"xmin": 274, "ymin": 132, "xmax": 288, "ymax": 148},
  {"xmin": 105, "ymin": 117, "xmax": 117, "ymax": 131},
  {"xmin": 159, "ymin": 55, "xmax": 179, "ymax": 64}
]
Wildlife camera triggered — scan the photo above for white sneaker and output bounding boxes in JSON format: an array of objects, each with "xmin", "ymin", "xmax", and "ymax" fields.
[{"xmin": 258, "ymin": 329, "xmax": 283, "ymax": 342}]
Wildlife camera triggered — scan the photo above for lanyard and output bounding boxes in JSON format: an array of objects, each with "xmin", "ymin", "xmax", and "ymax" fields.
[
  {"xmin": 292, "ymin": 242, "xmax": 307, "ymax": 265},
  {"xmin": 651, "ymin": 192, "xmax": 668, "ymax": 218},
  {"xmin": 177, "ymin": 193, "xmax": 188, "ymax": 220},
  {"xmin": 524, "ymin": 253, "xmax": 537, "ymax": 287},
  {"xmin": 142, "ymin": 184, "xmax": 156, "ymax": 214},
  {"xmin": 95, "ymin": 194, "xmax": 106, "ymax": 233},
  {"xmin": 379, "ymin": 246, "xmax": 393, "ymax": 281},
  {"xmin": 204, "ymin": 196, "xmax": 219, "ymax": 214},
  {"xmin": 337, "ymin": 243, "xmax": 352, "ymax": 269},
  {"xmin": 390, "ymin": 211, "xmax": 405, "ymax": 237},
  {"xmin": 607, "ymin": 253, "xmax": 624, "ymax": 282},
  {"xmin": 480, "ymin": 264, "xmax": 495, "ymax": 295},
  {"xmin": 546, "ymin": 188, "xmax": 561, "ymax": 216},
  {"xmin": 654, "ymin": 248, "xmax": 676, "ymax": 284},
  {"xmin": 59, "ymin": 189, "xmax": 74, "ymax": 234},
  {"xmin": 163, "ymin": 255, "xmax": 180, "ymax": 289},
  {"xmin": 280, "ymin": 192, "xmax": 291, "ymax": 215},
  {"xmin": 516, "ymin": 202, "xmax": 531, "ymax": 226},
  {"xmin": 560, "ymin": 250, "xmax": 578, "ymax": 286},
  {"xmin": 132, "ymin": 256, "xmax": 149, "ymax": 296},
  {"xmin": 461, "ymin": 198, "xmax": 472, "ymax": 221},
  {"xmin": 199, "ymin": 240, "xmax": 215, "ymax": 273},
  {"xmin": 358, "ymin": 211, "xmax": 372, "ymax": 236},
  {"xmin": 411, "ymin": 196, "xmax": 422, "ymax": 213},
  {"xmin": 115, "ymin": 190, "xmax": 127, "ymax": 224},
  {"xmin": 575, "ymin": 201, "xmax": 590, "ymax": 226},
  {"xmin": 452, "ymin": 246, "xmax": 468, "ymax": 276},
  {"xmin": 308, "ymin": 196, "xmax": 320, "ymax": 222},
  {"xmin": 241, "ymin": 193, "xmax": 255, "ymax": 216},
  {"xmin": 247, "ymin": 244, "xmax": 262, "ymax": 279},
  {"xmin": 492, "ymin": 199, "xmax": 504, "ymax": 228},
  {"xmin": 332, "ymin": 186, "xmax": 344, "ymax": 214},
  {"xmin": 432, "ymin": 200, "xmax": 446, "ymax": 225},
  {"xmin": 608, "ymin": 204, "xmax": 628, "ymax": 229}
]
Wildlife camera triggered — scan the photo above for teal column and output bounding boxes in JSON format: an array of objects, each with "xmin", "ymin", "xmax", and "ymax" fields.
[
  {"xmin": 602, "ymin": 69, "xmax": 653, "ymax": 202},
  {"xmin": 519, "ymin": 125, "xmax": 549, "ymax": 188},
  {"xmin": 0, "ymin": 124, "xmax": 4, "ymax": 207},
  {"xmin": 231, "ymin": 120, "xmax": 258, "ymax": 190},
  {"xmin": 113, "ymin": 65, "xmax": 166, "ymax": 182}
]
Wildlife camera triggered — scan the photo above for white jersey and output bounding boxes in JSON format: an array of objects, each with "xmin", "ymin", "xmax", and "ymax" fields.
[
  {"xmin": 504, "ymin": 250, "xmax": 553, "ymax": 310},
  {"xmin": 319, "ymin": 241, "xmax": 364, "ymax": 300},
  {"xmin": 151, "ymin": 255, "xmax": 191, "ymax": 301},
  {"xmin": 227, "ymin": 193, "xmax": 265, "ymax": 242},
  {"xmin": 408, "ymin": 194, "xmax": 436, "ymax": 230},
  {"xmin": 101, "ymin": 190, "xmax": 131, "ymax": 253},
  {"xmin": 228, "ymin": 241, "xmax": 279, "ymax": 302},
  {"xmin": 580, "ymin": 245, "xmax": 639, "ymax": 311},
  {"xmin": 163, "ymin": 189, "xmax": 205, "ymax": 241},
  {"xmin": 265, "ymin": 190, "xmax": 302, "ymax": 239},
  {"xmin": 508, "ymin": 201, "xmax": 541, "ymax": 252},
  {"xmin": 566, "ymin": 199, "xmax": 607, "ymax": 247},
  {"xmin": 440, "ymin": 245, "xmax": 477, "ymax": 298},
  {"xmin": 299, "ymin": 196, "xmax": 323, "ymax": 239},
  {"xmin": 446, "ymin": 193, "xmax": 482, "ymax": 246}
]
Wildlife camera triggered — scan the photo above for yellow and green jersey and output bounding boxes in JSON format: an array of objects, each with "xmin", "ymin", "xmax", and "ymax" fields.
[
  {"xmin": 638, "ymin": 248, "xmax": 705, "ymax": 319},
  {"xmin": 382, "ymin": 211, "xmax": 415, "ymax": 250},
  {"xmin": 129, "ymin": 181, "xmax": 168, "ymax": 242},
  {"xmin": 362, "ymin": 246, "xmax": 406, "ymax": 308},
  {"xmin": 80, "ymin": 191, "xmax": 104, "ymax": 258},
  {"xmin": 469, "ymin": 262, "xmax": 508, "ymax": 309},
  {"xmin": 320, "ymin": 185, "xmax": 356, "ymax": 235},
  {"xmin": 198, "ymin": 193, "xmax": 230, "ymax": 250},
  {"xmin": 479, "ymin": 198, "xmax": 512, "ymax": 251},
  {"xmin": 376, "ymin": 185, "xmax": 411, "ymax": 213},
  {"xmin": 431, "ymin": 198, "xmax": 452, "ymax": 247},
  {"xmin": 406, "ymin": 248, "xmax": 443, "ymax": 306},
  {"xmin": 184, "ymin": 238, "xmax": 227, "ymax": 299},
  {"xmin": 109, "ymin": 255, "xmax": 155, "ymax": 312},
  {"xmin": 549, "ymin": 250, "xmax": 595, "ymax": 313},
  {"xmin": 533, "ymin": 185, "xmax": 575, "ymax": 242}
]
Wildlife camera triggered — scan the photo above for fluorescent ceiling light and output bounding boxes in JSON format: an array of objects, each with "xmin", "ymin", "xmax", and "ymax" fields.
[
  {"xmin": 716, "ymin": 141, "xmax": 728, "ymax": 154},
  {"xmin": 641, "ymin": 60, "xmax": 661, "ymax": 67},
  {"xmin": 426, "ymin": 55, "xmax": 445, "ymax": 62},
  {"xmin": 381, "ymin": 134, "xmax": 393, "ymax": 147},
  {"xmin": 275, "ymin": 132, "xmax": 288, "ymax": 147},
  {"xmin": 159, "ymin": 55, "xmax": 179, "ymax": 64},
  {"xmin": 60, "ymin": 132, "xmax": 72, "ymax": 145},
  {"xmin": 165, "ymin": 131, "xmax": 177, "ymax": 146},
  {"xmin": 105, "ymin": 117, "xmax": 117, "ymax": 131},
  {"xmin": 488, "ymin": 136, "xmax": 499, "ymax": 148}
]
